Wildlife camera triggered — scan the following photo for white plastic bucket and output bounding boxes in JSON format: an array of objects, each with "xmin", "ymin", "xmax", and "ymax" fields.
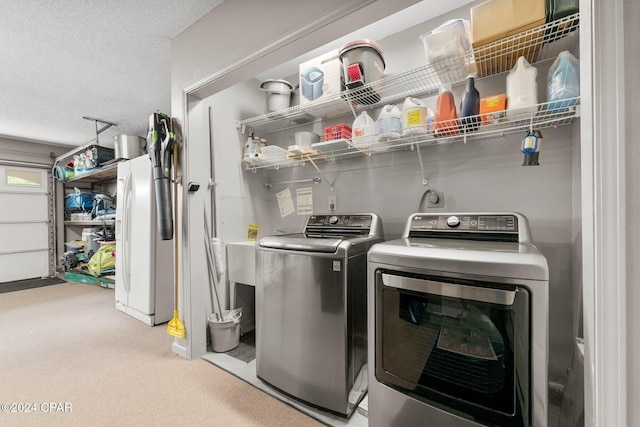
[
  {"xmin": 260, "ymin": 79, "xmax": 294, "ymax": 113},
  {"xmin": 208, "ymin": 308, "xmax": 242, "ymax": 352}
]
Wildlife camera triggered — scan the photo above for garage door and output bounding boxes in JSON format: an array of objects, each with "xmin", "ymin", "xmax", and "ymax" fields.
[{"xmin": 0, "ymin": 166, "xmax": 53, "ymax": 283}]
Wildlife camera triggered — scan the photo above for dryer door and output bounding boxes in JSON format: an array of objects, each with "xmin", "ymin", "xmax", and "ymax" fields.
[{"xmin": 374, "ymin": 270, "xmax": 531, "ymax": 427}]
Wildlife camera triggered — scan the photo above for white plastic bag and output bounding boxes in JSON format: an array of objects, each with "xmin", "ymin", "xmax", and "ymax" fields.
[
  {"xmin": 506, "ymin": 56, "xmax": 539, "ymax": 119},
  {"xmin": 419, "ymin": 19, "xmax": 476, "ymax": 85}
]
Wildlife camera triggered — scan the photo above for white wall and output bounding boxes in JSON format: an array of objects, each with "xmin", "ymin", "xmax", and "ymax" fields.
[
  {"xmin": 208, "ymin": 80, "xmax": 271, "ymax": 244},
  {"xmin": 624, "ymin": 0, "xmax": 639, "ymax": 422}
]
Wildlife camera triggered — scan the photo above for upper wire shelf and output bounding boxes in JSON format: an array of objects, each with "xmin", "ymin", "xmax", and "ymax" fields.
[{"xmin": 237, "ymin": 13, "xmax": 579, "ymax": 132}]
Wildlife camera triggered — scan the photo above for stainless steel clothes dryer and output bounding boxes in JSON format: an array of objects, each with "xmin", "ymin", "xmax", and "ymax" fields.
[
  {"xmin": 367, "ymin": 213, "xmax": 549, "ymax": 427},
  {"xmin": 256, "ymin": 213, "xmax": 384, "ymax": 417}
]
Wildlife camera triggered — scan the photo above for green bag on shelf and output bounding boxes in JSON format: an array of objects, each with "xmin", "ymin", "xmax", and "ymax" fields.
[{"xmin": 87, "ymin": 243, "xmax": 116, "ymax": 277}]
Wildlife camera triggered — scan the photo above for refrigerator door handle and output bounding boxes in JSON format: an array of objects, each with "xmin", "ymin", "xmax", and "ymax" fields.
[{"xmin": 122, "ymin": 171, "xmax": 132, "ymax": 293}]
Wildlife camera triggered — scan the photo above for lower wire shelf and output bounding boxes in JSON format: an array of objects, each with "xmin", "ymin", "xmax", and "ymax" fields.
[{"xmin": 242, "ymin": 97, "xmax": 579, "ymax": 171}]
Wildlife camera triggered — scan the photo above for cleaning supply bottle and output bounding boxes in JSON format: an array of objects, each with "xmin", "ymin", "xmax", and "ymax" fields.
[
  {"xmin": 376, "ymin": 104, "xmax": 402, "ymax": 141},
  {"xmin": 352, "ymin": 110, "xmax": 376, "ymax": 139},
  {"xmin": 459, "ymin": 75, "xmax": 480, "ymax": 132},
  {"xmin": 547, "ymin": 51, "xmax": 580, "ymax": 112},
  {"xmin": 401, "ymin": 97, "xmax": 430, "ymax": 136},
  {"xmin": 243, "ymin": 136, "xmax": 262, "ymax": 160},
  {"xmin": 507, "ymin": 56, "xmax": 539, "ymax": 119},
  {"xmin": 434, "ymin": 85, "xmax": 458, "ymax": 137}
]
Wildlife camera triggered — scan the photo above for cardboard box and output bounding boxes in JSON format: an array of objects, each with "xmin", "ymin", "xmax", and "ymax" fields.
[
  {"xmin": 471, "ymin": 0, "xmax": 546, "ymax": 76},
  {"xmin": 287, "ymin": 147, "xmax": 326, "ymax": 162},
  {"xmin": 298, "ymin": 50, "xmax": 350, "ymax": 118}
]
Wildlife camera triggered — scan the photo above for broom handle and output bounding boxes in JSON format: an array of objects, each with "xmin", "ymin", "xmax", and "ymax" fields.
[
  {"xmin": 173, "ymin": 145, "xmax": 179, "ymax": 313},
  {"xmin": 203, "ymin": 209, "xmax": 224, "ymax": 320}
]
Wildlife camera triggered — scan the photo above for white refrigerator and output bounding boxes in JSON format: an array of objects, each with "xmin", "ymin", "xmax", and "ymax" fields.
[{"xmin": 115, "ymin": 155, "xmax": 173, "ymax": 326}]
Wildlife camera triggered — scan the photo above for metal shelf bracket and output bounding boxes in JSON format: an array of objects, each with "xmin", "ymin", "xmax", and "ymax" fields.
[{"xmin": 82, "ymin": 116, "xmax": 118, "ymax": 145}]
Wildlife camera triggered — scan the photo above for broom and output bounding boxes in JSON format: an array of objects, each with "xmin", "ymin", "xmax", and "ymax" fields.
[{"xmin": 167, "ymin": 144, "xmax": 185, "ymax": 339}]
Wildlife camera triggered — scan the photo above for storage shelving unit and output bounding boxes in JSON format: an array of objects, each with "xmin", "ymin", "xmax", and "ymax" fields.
[
  {"xmin": 55, "ymin": 148, "xmax": 120, "ymax": 244},
  {"xmin": 238, "ymin": 13, "xmax": 580, "ymax": 171},
  {"xmin": 63, "ymin": 161, "xmax": 119, "ymax": 183}
]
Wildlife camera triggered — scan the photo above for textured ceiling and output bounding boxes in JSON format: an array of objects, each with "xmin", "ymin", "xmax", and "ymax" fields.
[
  {"xmin": 0, "ymin": 0, "xmax": 476, "ymax": 150},
  {"xmin": 0, "ymin": 0, "xmax": 222, "ymax": 148}
]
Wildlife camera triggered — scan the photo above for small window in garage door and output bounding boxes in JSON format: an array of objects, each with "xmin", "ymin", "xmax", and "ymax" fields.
[{"xmin": 5, "ymin": 169, "xmax": 45, "ymax": 187}]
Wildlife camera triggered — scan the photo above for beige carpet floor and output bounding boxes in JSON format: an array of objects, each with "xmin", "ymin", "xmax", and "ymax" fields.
[{"xmin": 0, "ymin": 282, "xmax": 322, "ymax": 427}]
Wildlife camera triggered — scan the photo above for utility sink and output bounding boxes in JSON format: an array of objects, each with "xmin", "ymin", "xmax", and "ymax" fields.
[
  {"xmin": 226, "ymin": 241, "xmax": 256, "ymax": 286},
  {"xmin": 226, "ymin": 241, "xmax": 256, "ymax": 334}
]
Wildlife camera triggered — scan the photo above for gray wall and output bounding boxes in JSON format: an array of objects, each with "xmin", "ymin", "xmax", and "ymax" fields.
[{"xmin": 208, "ymin": 8, "xmax": 578, "ymax": 383}]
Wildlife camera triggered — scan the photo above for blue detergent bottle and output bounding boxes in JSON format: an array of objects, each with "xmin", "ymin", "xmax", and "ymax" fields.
[{"xmin": 547, "ymin": 51, "xmax": 580, "ymax": 112}]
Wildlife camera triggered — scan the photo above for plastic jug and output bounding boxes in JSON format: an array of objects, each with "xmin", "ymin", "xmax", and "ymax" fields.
[
  {"xmin": 459, "ymin": 75, "xmax": 480, "ymax": 132},
  {"xmin": 506, "ymin": 56, "xmax": 538, "ymax": 119},
  {"xmin": 376, "ymin": 105, "xmax": 402, "ymax": 141},
  {"xmin": 547, "ymin": 51, "xmax": 580, "ymax": 112},
  {"xmin": 243, "ymin": 137, "xmax": 263, "ymax": 160},
  {"xmin": 434, "ymin": 85, "xmax": 458, "ymax": 137},
  {"xmin": 401, "ymin": 97, "xmax": 431, "ymax": 136},
  {"xmin": 352, "ymin": 111, "xmax": 376, "ymax": 139}
]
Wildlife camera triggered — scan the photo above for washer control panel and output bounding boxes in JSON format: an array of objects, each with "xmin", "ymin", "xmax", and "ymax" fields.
[
  {"xmin": 307, "ymin": 214, "xmax": 373, "ymax": 229},
  {"xmin": 410, "ymin": 214, "xmax": 518, "ymax": 233}
]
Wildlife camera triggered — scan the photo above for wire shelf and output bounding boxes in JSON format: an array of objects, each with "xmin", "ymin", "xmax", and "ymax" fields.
[
  {"xmin": 237, "ymin": 13, "xmax": 579, "ymax": 132},
  {"xmin": 472, "ymin": 13, "xmax": 579, "ymax": 77},
  {"xmin": 242, "ymin": 97, "xmax": 579, "ymax": 171}
]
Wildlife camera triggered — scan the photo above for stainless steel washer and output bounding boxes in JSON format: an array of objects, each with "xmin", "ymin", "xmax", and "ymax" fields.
[
  {"xmin": 256, "ymin": 213, "xmax": 384, "ymax": 417},
  {"xmin": 367, "ymin": 213, "xmax": 549, "ymax": 427}
]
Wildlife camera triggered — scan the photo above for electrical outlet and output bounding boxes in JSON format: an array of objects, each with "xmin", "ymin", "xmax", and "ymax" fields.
[
  {"xmin": 427, "ymin": 191, "xmax": 444, "ymax": 208},
  {"xmin": 328, "ymin": 195, "xmax": 337, "ymax": 211}
]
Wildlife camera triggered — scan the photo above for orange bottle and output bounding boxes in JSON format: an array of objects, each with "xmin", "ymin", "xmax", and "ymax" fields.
[{"xmin": 434, "ymin": 85, "xmax": 458, "ymax": 137}]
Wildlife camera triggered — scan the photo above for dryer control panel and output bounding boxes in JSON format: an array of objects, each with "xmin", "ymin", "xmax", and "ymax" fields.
[{"xmin": 407, "ymin": 214, "xmax": 520, "ymax": 242}]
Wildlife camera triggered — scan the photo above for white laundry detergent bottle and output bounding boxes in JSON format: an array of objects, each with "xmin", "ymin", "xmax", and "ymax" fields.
[
  {"xmin": 401, "ymin": 97, "xmax": 431, "ymax": 136},
  {"xmin": 376, "ymin": 105, "xmax": 402, "ymax": 141}
]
